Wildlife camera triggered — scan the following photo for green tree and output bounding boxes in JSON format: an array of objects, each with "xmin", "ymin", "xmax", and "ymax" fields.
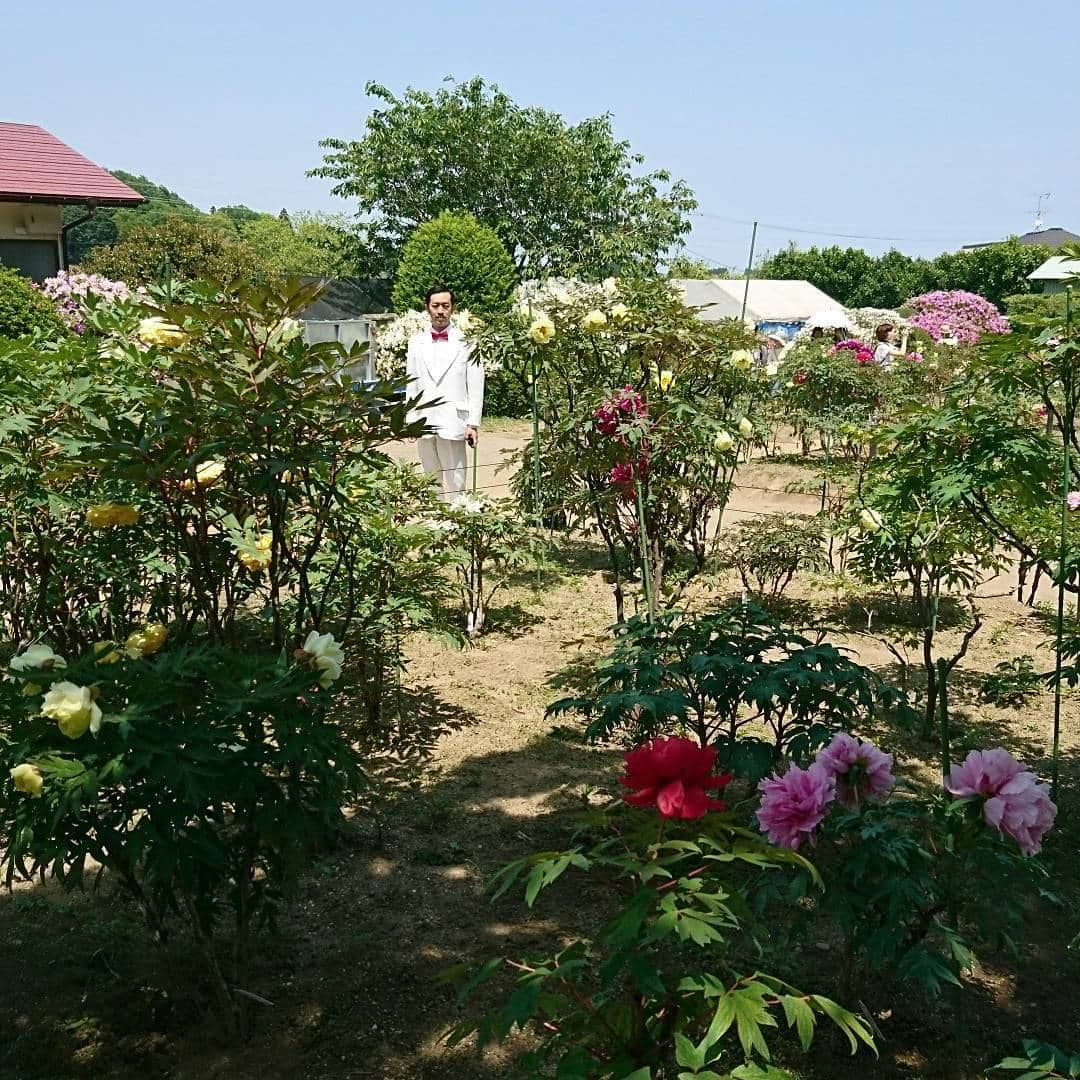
[
  {"xmin": 758, "ymin": 244, "xmax": 879, "ymax": 306},
  {"xmin": 64, "ymin": 170, "xmax": 208, "ymax": 263},
  {"xmin": 932, "ymin": 238, "xmax": 1047, "ymax": 307},
  {"xmin": 311, "ymin": 77, "xmax": 696, "ymax": 279},
  {"xmin": 240, "ymin": 211, "xmax": 356, "ymax": 278},
  {"xmin": 391, "ymin": 211, "xmax": 515, "ymax": 314},
  {"xmin": 0, "ymin": 267, "xmax": 67, "ymax": 339},
  {"xmin": 84, "ymin": 218, "xmax": 262, "ymax": 285},
  {"xmin": 666, "ymin": 254, "xmax": 729, "ymax": 278}
]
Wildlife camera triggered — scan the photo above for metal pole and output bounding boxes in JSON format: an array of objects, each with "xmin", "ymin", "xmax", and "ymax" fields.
[
  {"xmin": 739, "ymin": 221, "xmax": 758, "ymax": 324},
  {"xmin": 634, "ymin": 464, "xmax": 656, "ymax": 622},
  {"xmin": 528, "ymin": 297, "xmax": 543, "ymax": 590},
  {"xmin": 1051, "ymin": 284, "xmax": 1073, "ymax": 801},
  {"xmin": 471, "ymin": 439, "xmax": 478, "ymax": 493},
  {"xmin": 938, "ymin": 658, "xmax": 951, "ymax": 782}
]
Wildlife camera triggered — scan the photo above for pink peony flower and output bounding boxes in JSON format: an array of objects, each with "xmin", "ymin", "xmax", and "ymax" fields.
[
  {"xmin": 815, "ymin": 732, "xmax": 895, "ymax": 805},
  {"xmin": 1068, "ymin": 492, "xmax": 1080, "ymax": 513},
  {"xmin": 1034, "ymin": 403, "xmax": 1048, "ymax": 419},
  {"xmin": 945, "ymin": 748, "xmax": 1056, "ymax": 856},
  {"xmin": 756, "ymin": 762, "xmax": 836, "ymax": 849},
  {"xmin": 906, "ymin": 351, "xmax": 924, "ymax": 363},
  {"xmin": 620, "ymin": 737, "xmax": 731, "ymax": 820}
]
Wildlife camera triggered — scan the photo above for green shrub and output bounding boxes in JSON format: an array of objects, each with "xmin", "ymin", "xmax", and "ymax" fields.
[
  {"xmin": 83, "ymin": 217, "xmax": 263, "ymax": 285},
  {"xmin": 980, "ymin": 654, "xmax": 1042, "ymax": 707},
  {"xmin": 717, "ymin": 512, "xmax": 828, "ymax": 598},
  {"xmin": 392, "ymin": 210, "xmax": 516, "ymax": 315},
  {"xmin": 0, "ymin": 266, "xmax": 67, "ymax": 339},
  {"xmin": 484, "ymin": 364, "xmax": 531, "ymax": 417}
]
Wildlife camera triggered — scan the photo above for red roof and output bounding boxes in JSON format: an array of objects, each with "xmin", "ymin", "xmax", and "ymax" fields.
[{"xmin": 0, "ymin": 122, "xmax": 144, "ymax": 206}]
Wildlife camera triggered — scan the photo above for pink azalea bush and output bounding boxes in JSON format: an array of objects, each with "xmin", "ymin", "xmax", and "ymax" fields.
[
  {"xmin": 39, "ymin": 270, "xmax": 131, "ymax": 334},
  {"xmin": 946, "ymin": 748, "xmax": 1056, "ymax": 856},
  {"xmin": 904, "ymin": 290, "xmax": 1009, "ymax": 344},
  {"xmin": 595, "ymin": 386, "xmax": 646, "ymax": 437},
  {"xmin": 815, "ymin": 732, "xmax": 895, "ymax": 805},
  {"xmin": 1068, "ymin": 491, "xmax": 1080, "ymax": 512},
  {"xmin": 756, "ymin": 762, "xmax": 835, "ymax": 849}
]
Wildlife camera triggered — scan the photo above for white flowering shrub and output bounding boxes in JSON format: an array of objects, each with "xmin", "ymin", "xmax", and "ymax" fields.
[{"xmin": 373, "ymin": 307, "xmax": 484, "ymax": 379}]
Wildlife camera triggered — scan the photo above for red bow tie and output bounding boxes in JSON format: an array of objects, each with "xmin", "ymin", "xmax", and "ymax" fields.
[{"xmin": 431, "ymin": 329, "xmax": 449, "ymax": 342}]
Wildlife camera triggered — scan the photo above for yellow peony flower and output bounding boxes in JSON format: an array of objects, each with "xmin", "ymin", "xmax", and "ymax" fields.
[
  {"xmin": 10, "ymin": 643, "xmax": 66, "ymax": 673},
  {"xmin": 91, "ymin": 641, "xmax": 122, "ymax": 664},
  {"xmin": 738, "ymin": 417, "xmax": 754, "ymax": 438},
  {"xmin": 858, "ymin": 508, "xmax": 884, "ymax": 534},
  {"xmin": 125, "ymin": 622, "xmax": 168, "ymax": 659},
  {"xmin": 10, "ymin": 763, "xmax": 43, "ymax": 798},
  {"xmin": 602, "ymin": 277, "xmax": 619, "ymax": 297},
  {"xmin": 528, "ymin": 314, "xmax": 556, "ymax": 344},
  {"xmin": 239, "ymin": 534, "xmax": 273, "ymax": 572},
  {"xmin": 180, "ymin": 459, "xmax": 226, "ymax": 492},
  {"xmin": 652, "ymin": 369, "xmax": 675, "ymax": 392},
  {"xmin": 714, "ymin": 430, "xmax": 734, "ymax": 453},
  {"xmin": 765, "ymin": 362, "xmax": 779, "ymax": 377},
  {"xmin": 41, "ymin": 681, "xmax": 102, "ymax": 739},
  {"xmin": 610, "ymin": 302, "xmax": 631, "ymax": 322},
  {"xmin": 137, "ymin": 316, "xmax": 188, "ymax": 348},
  {"xmin": 581, "ymin": 310, "xmax": 608, "ymax": 332},
  {"xmin": 86, "ymin": 502, "xmax": 140, "ymax": 529},
  {"xmin": 729, "ymin": 349, "xmax": 754, "ymax": 370}
]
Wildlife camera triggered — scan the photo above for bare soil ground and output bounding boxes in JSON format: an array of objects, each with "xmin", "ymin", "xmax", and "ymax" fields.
[{"xmin": 3, "ymin": 427, "xmax": 1078, "ymax": 1080}]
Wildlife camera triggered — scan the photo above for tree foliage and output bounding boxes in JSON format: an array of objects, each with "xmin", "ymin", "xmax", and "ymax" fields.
[
  {"xmin": 392, "ymin": 210, "xmax": 516, "ymax": 314},
  {"xmin": 239, "ymin": 211, "xmax": 356, "ymax": 278},
  {"xmin": 63, "ymin": 170, "xmax": 209, "ymax": 263},
  {"xmin": 83, "ymin": 218, "xmax": 263, "ymax": 285},
  {"xmin": 312, "ymin": 77, "xmax": 697, "ymax": 279},
  {"xmin": 759, "ymin": 238, "xmax": 1047, "ymax": 309}
]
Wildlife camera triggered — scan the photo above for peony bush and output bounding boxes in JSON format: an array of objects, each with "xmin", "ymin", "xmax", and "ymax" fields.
[{"xmin": 0, "ymin": 276, "xmax": 455, "ymax": 1037}]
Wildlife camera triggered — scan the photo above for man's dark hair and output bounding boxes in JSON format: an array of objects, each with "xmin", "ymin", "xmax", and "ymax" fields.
[{"xmin": 425, "ymin": 285, "xmax": 455, "ymax": 306}]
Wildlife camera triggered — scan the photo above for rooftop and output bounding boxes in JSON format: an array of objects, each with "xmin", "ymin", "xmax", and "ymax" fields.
[
  {"xmin": 673, "ymin": 277, "xmax": 844, "ymax": 323},
  {"xmin": 1027, "ymin": 256, "xmax": 1080, "ymax": 282},
  {"xmin": 0, "ymin": 122, "xmax": 143, "ymax": 206},
  {"xmin": 963, "ymin": 227, "xmax": 1080, "ymax": 251}
]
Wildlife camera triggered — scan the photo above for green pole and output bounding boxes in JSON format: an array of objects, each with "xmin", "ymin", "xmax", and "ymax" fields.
[
  {"xmin": 527, "ymin": 296, "xmax": 543, "ymax": 590},
  {"xmin": 634, "ymin": 463, "xmax": 656, "ymax": 622},
  {"xmin": 938, "ymin": 658, "xmax": 951, "ymax": 782},
  {"xmin": 1051, "ymin": 284, "xmax": 1073, "ymax": 802},
  {"xmin": 739, "ymin": 221, "xmax": 758, "ymax": 324}
]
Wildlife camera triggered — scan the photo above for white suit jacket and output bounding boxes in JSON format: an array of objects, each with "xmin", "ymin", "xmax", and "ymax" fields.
[{"xmin": 405, "ymin": 325, "xmax": 485, "ymax": 440}]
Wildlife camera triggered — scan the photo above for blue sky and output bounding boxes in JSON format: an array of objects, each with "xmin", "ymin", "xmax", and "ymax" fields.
[{"xmin": 8, "ymin": 0, "xmax": 1078, "ymax": 267}]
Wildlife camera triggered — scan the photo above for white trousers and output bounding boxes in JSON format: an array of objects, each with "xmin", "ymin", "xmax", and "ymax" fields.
[{"xmin": 418, "ymin": 435, "xmax": 467, "ymax": 501}]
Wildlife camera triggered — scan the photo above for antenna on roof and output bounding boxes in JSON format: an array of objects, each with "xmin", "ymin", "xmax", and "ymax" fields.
[{"xmin": 1033, "ymin": 192, "xmax": 1051, "ymax": 232}]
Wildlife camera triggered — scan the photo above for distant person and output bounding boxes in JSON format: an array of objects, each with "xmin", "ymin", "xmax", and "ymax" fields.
[
  {"xmin": 872, "ymin": 323, "xmax": 909, "ymax": 371},
  {"xmin": 405, "ymin": 286, "xmax": 485, "ymax": 501}
]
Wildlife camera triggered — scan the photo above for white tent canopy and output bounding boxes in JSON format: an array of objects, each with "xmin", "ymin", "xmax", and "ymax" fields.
[{"xmin": 673, "ymin": 278, "xmax": 845, "ymax": 325}]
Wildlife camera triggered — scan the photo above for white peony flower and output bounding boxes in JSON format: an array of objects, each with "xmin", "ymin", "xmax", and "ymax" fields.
[
  {"xmin": 10, "ymin": 643, "xmax": 67, "ymax": 673},
  {"xmin": 714, "ymin": 430, "xmax": 734, "ymax": 453},
  {"xmin": 738, "ymin": 417, "xmax": 754, "ymax": 438},
  {"xmin": 302, "ymin": 630, "xmax": 345, "ymax": 688},
  {"xmin": 858, "ymin": 508, "xmax": 884, "ymax": 534}
]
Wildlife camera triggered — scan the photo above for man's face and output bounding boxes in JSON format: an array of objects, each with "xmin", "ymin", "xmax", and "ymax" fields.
[{"xmin": 427, "ymin": 292, "xmax": 453, "ymax": 330}]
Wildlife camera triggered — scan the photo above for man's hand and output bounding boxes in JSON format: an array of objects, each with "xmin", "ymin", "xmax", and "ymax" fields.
[{"xmin": 466, "ymin": 426, "xmax": 479, "ymax": 447}]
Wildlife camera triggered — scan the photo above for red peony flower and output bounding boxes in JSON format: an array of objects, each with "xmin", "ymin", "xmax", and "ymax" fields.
[
  {"xmin": 794, "ymin": 371, "xmax": 808, "ymax": 385},
  {"xmin": 620, "ymin": 737, "xmax": 732, "ymax": 819}
]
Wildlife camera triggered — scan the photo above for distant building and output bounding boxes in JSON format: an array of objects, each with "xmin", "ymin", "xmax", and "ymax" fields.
[
  {"xmin": 673, "ymin": 277, "xmax": 845, "ymax": 338},
  {"xmin": 963, "ymin": 227, "xmax": 1080, "ymax": 252},
  {"xmin": 297, "ymin": 276, "xmax": 390, "ymax": 384},
  {"xmin": 1027, "ymin": 256, "xmax": 1080, "ymax": 295},
  {"xmin": 0, "ymin": 122, "xmax": 143, "ymax": 280}
]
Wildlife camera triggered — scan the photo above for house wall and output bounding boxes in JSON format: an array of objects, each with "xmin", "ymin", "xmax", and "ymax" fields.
[{"xmin": 0, "ymin": 202, "xmax": 63, "ymax": 280}]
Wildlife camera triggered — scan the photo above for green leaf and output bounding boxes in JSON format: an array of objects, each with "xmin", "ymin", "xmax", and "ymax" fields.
[{"xmin": 779, "ymin": 994, "xmax": 815, "ymax": 1051}]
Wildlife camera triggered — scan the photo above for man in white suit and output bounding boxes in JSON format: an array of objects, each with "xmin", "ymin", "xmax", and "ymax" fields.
[{"xmin": 405, "ymin": 286, "xmax": 485, "ymax": 500}]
